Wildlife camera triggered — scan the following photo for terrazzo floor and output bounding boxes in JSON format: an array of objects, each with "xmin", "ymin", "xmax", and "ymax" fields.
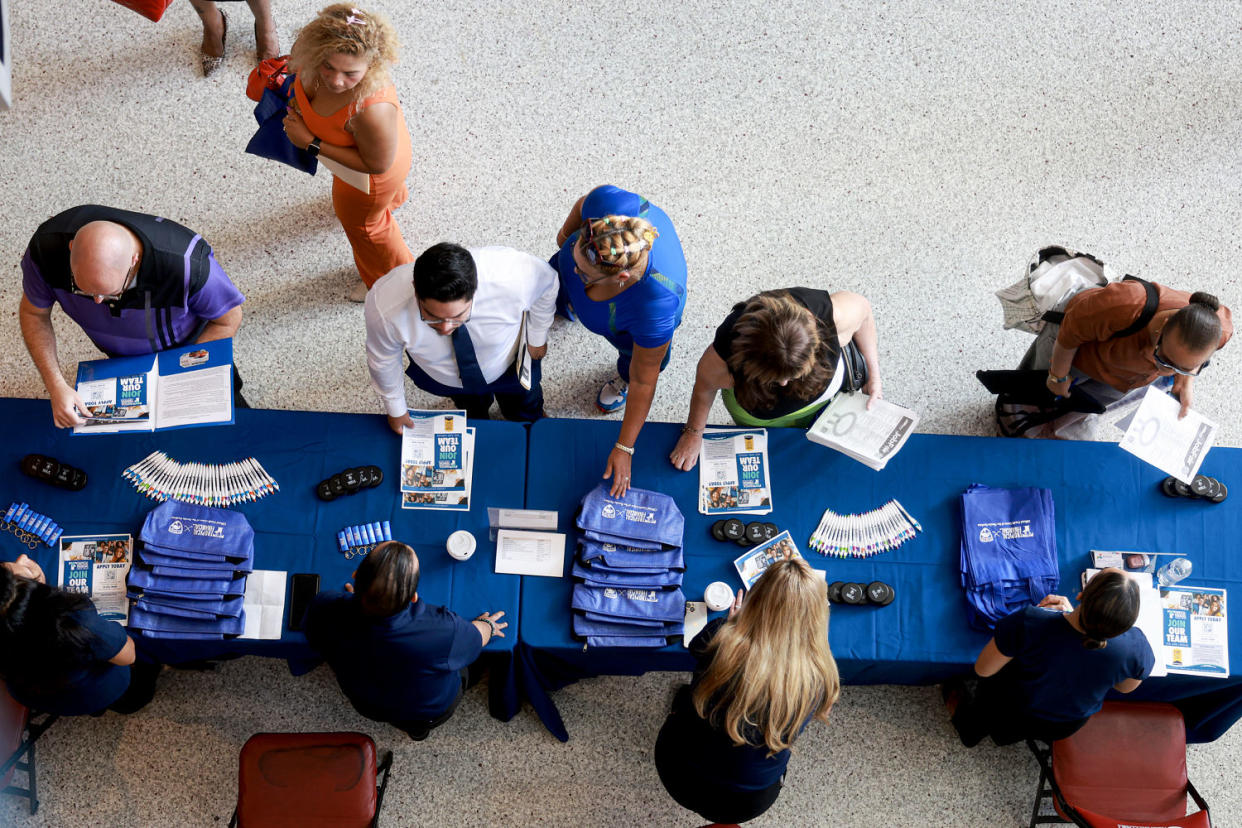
[{"xmin": 1, "ymin": 0, "xmax": 1240, "ymax": 825}]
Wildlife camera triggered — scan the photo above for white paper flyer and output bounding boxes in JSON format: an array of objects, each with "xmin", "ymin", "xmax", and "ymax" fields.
[
  {"xmin": 400, "ymin": 409, "xmax": 468, "ymax": 492},
  {"xmin": 58, "ymin": 533, "xmax": 134, "ymax": 624},
  {"xmin": 698, "ymin": 428, "xmax": 773, "ymax": 516}
]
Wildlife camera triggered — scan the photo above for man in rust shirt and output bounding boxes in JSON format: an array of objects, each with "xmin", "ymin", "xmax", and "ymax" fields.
[{"xmin": 1023, "ymin": 279, "xmax": 1232, "ymax": 418}]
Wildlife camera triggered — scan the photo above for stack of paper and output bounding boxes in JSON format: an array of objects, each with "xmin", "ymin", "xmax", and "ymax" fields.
[
  {"xmin": 806, "ymin": 392, "xmax": 918, "ymax": 471},
  {"xmin": 698, "ymin": 428, "xmax": 772, "ymax": 515}
]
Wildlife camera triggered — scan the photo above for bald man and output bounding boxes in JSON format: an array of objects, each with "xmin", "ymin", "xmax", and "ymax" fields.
[{"xmin": 19, "ymin": 205, "xmax": 246, "ymax": 427}]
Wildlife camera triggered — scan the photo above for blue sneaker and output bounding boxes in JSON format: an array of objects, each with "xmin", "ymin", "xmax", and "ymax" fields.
[{"xmin": 596, "ymin": 376, "xmax": 628, "ymax": 413}]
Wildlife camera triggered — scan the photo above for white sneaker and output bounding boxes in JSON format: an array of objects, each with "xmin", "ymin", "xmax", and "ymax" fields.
[
  {"xmin": 346, "ymin": 280, "xmax": 368, "ymax": 303},
  {"xmin": 596, "ymin": 376, "xmax": 628, "ymax": 412}
]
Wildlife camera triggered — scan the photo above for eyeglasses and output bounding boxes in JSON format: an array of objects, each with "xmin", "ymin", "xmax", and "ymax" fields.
[
  {"xmin": 70, "ymin": 263, "xmax": 137, "ymax": 304},
  {"xmin": 1153, "ymin": 333, "xmax": 1206, "ymax": 376},
  {"xmin": 418, "ymin": 300, "xmax": 472, "ymax": 328}
]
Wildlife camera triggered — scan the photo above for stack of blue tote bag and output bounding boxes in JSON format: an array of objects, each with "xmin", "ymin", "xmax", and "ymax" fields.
[
  {"xmin": 127, "ymin": 500, "xmax": 254, "ymax": 639},
  {"xmin": 570, "ymin": 483, "xmax": 686, "ymax": 648},
  {"xmin": 959, "ymin": 483, "xmax": 1059, "ymax": 631}
]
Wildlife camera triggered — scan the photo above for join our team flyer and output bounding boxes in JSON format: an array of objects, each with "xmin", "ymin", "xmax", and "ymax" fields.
[
  {"xmin": 1160, "ymin": 585, "xmax": 1228, "ymax": 677},
  {"xmin": 698, "ymin": 428, "xmax": 773, "ymax": 516},
  {"xmin": 58, "ymin": 533, "xmax": 134, "ymax": 624},
  {"xmin": 400, "ymin": 410, "xmax": 467, "ymax": 492}
]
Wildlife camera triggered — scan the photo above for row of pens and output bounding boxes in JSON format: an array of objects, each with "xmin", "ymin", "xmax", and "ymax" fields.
[{"xmin": 122, "ymin": 451, "xmax": 279, "ymax": 506}]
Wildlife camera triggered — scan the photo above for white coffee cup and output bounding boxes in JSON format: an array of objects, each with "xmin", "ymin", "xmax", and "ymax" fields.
[
  {"xmin": 705, "ymin": 581, "xmax": 734, "ymax": 612},
  {"xmin": 447, "ymin": 530, "xmax": 476, "ymax": 561}
]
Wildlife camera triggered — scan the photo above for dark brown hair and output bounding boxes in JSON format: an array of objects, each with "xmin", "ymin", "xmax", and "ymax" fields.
[
  {"xmin": 1166, "ymin": 292, "xmax": 1223, "ymax": 353},
  {"xmin": 1078, "ymin": 570, "xmax": 1140, "ymax": 650},
  {"xmin": 355, "ymin": 541, "xmax": 420, "ymax": 617},
  {"xmin": 729, "ymin": 291, "xmax": 838, "ymax": 413}
]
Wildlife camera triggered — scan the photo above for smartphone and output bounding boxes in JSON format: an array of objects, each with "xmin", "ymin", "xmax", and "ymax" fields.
[{"xmin": 288, "ymin": 572, "xmax": 320, "ymax": 632}]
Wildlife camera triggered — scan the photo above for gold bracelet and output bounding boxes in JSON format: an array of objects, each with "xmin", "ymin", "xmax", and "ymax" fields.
[{"xmin": 681, "ymin": 425, "xmax": 702, "ymax": 435}]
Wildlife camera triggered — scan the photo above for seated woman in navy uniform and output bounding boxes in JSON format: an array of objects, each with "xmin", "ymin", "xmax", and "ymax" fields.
[
  {"xmin": 946, "ymin": 567, "xmax": 1155, "ymax": 746},
  {"xmin": 0, "ymin": 555, "xmax": 159, "ymax": 716}
]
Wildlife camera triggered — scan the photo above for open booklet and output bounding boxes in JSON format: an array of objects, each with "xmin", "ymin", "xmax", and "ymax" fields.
[
  {"xmin": 59, "ymin": 533, "xmax": 133, "ymax": 624},
  {"xmin": 73, "ymin": 338, "xmax": 234, "ymax": 435},
  {"xmin": 806, "ymin": 392, "xmax": 918, "ymax": 471}
]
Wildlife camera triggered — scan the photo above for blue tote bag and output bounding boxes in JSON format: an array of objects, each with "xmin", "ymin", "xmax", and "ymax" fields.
[{"xmin": 245, "ymin": 74, "xmax": 318, "ymax": 175}]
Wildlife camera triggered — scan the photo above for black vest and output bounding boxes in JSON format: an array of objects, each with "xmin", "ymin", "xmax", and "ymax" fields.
[{"xmin": 27, "ymin": 205, "xmax": 213, "ymax": 322}]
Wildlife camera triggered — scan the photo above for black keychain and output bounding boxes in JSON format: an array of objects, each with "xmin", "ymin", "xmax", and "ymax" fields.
[{"xmin": 21, "ymin": 454, "xmax": 87, "ymax": 491}]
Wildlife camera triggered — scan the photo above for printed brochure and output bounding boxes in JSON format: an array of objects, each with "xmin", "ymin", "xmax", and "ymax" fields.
[
  {"xmin": 58, "ymin": 533, "xmax": 133, "ymax": 624},
  {"xmin": 400, "ymin": 410, "xmax": 467, "ymax": 492},
  {"xmin": 806, "ymin": 392, "xmax": 918, "ymax": 471},
  {"xmin": 402, "ymin": 427, "xmax": 474, "ymax": 511},
  {"xmin": 1118, "ymin": 386, "xmax": 1217, "ymax": 484},
  {"xmin": 698, "ymin": 428, "xmax": 772, "ymax": 516},
  {"xmin": 1159, "ymin": 585, "xmax": 1228, "ymax": 677},
  {"xmin": 733, "ymin": 530, "xmax": 803, "ymax": 589},
  {"xmin": 73, "ymin": 339, "xmax": 234, "ymax": 434}
]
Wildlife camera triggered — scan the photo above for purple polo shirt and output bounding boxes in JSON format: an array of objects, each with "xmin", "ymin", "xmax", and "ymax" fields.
[{"xmin": 21, "ymin": 250, "xmax": 244, "ymax": 357}]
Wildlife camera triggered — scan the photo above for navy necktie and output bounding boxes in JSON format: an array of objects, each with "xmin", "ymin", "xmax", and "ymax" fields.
[{"xmin": 451, "ymin": 324, "xmax": 487, "ymax": 390}]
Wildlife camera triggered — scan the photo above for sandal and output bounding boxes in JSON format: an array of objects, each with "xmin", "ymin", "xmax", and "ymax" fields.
[{"xmin": 200, "ymin": 7, "xmax": 228, "ymax": 78}]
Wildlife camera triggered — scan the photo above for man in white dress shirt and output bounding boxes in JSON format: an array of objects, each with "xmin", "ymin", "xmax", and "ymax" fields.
[{"xmin": 365, "ymin": 242, "xmax": 558, "ymax": 432}]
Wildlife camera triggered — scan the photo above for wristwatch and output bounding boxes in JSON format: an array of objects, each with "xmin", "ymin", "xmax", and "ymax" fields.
[
  {"xmin": 1048, "ymin": 371, "xmax": 1069, "ymax": 383},
  {"xmin": 307, "ymin": 137, "xmax": 322, "ymax": 159}
]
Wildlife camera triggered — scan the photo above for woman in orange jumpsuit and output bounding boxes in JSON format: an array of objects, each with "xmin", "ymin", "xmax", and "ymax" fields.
[{"xmin": 284, "ymin": 4, "xmax": 413, "ymax": 301}]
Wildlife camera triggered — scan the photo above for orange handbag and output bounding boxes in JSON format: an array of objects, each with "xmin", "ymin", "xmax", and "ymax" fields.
[
  {"xmin": 247, "ymin": 56, "xmax": 290, "ymax": 102},
  {"xmin": 109, "ymin": 0, "xmax": 176, "ymax": 23}
]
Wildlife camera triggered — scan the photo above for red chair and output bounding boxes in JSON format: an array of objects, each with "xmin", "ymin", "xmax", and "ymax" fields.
[
  {"xmin": 0, "ymin": 684, "xmax": 58, "ymax": 815},
  {"xmin": 228, "ymin": 732, "xmax": 393, "ymax": 828},
  {"xmin": 1027, "ymin": 701, "xmax": 1211, "ymax": 827}
]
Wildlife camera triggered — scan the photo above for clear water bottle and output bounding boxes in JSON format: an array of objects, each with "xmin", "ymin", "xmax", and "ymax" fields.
[{"xmin": 1157, "ymin": 557, "xmax": 1192, "ymax": 587}]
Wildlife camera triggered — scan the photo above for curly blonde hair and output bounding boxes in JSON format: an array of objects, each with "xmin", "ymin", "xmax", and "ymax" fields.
[
  {"xmin": 288, "ymin": 4, "xmax": 400, "ymax": 103},
  {"xmin": 578, "ymin": 215, "xmax": 659, "ymax": 275}
]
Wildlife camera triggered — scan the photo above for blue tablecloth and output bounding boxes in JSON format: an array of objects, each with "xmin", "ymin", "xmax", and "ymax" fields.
[
  {"xmin": 0, "ymin": 398, "xmax": 526, "ymax": 719},
  {"xmin": 520, "ymin": 418, "xmax": 1242, "ymax": 742}
]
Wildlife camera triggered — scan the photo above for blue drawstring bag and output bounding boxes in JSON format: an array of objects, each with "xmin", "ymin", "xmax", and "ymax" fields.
[
  {"xmin": 959, "ymin": 484, "xmax": 1059, "ymax": 631},
  {"xmin": 571, "ymin": 560, "xmax": 682, "ymax": 589},
  {"xmin": 585, "ymin": 635, "xmax": 669, "ymax": 648},
  {"xmin": 129, "ymin": 587, "xmax": 230, "ymax": 603},
  {"xmin": 245, "ymin": 74, "xmax": 318, "ymax": 175},
  {"xmin": 578, "ymin": 540, "xmax": 684, "ymax": 572},
  {"xmin": 581, "ymin": 610, "xmax": 673, "ymax": 629},
  {"xmin": 577, "ymin": 484, "xmax": 684, "ymax": 549},
  {"xmin": 140, "ymin": 500, "xmax": 255, "ymax": 564},
  {"xmin": 129, "ymin": 590, "xmax": 243, "ymax": 616},
  {"xmin": 129, "ymin": 567, "xmax": 247, "ymax": 598},
  {"xmin": 574, "ymin": 612, "xmax": 680, "ymax": 638},
  {"xmin": 133, "ymin": 595, "xmax": 245, "ymax": 620},
  {"xmin": 149, "ymin": 563, "xmax": 240, "ymax": 581},
  {"xmin": 138, "ymin": 547, "xmax": 253, "ymax": 575},
  {"xmin": 580, "ymin": 529, "xmax": 664, "ymax": 551},
  {"xmin": 575, "ymin": 554, "xmax": 670, "ymax": 576},
  {"xmin": 571, "ymin": 583, "xmax": 685, "ymax": 624},
  {"xmin": 128, "ymin": 604, "xmax": 245, "ymax": 638}
]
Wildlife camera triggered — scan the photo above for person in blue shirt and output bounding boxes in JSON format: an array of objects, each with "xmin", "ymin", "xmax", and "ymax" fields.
[
  {"xmin": 654, "ymin": 558, "xmax": 839, "ymax": 824},
  {"xmin": 304, "ymin": 540, "xmax": 508, "ymax": 741},
  {"xmin": 946, "ymin": 567, "xmax": 1155, "ymax": 746},
  {"xmin": 552, "ymin": 185, "xmax": 687, "ymax": 497},
  {"xmin": 0, "ymin": 555, "xmax": 159, "ymax": 716}
]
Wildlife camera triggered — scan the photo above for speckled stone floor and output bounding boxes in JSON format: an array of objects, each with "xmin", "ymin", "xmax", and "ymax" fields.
[{"xmin": 1, "ymin": 0, "xmax": 1239, "ymax": 825}]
